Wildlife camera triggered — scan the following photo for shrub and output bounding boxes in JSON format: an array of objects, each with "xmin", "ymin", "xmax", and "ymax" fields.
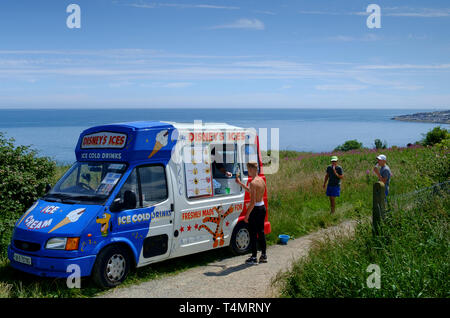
[
  {"xmin": 334, "ymin": 139, "xmax": 363, "ymax": 152},
  {"xmin": 0, "ymin": 133, "xmax": 56, "ymax": 258},
  {"xmin": 374, "ymin": 139, "xmax": 387, "ymax": 150},
  {"xmin": 422, "ymin": 126, "xmax": 450, "ymax": 146}
]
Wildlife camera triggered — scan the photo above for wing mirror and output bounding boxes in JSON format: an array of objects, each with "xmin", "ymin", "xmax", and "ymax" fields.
[{"xmin": 110, "ymin": 190, "xmax": 137, "ymax": 212}]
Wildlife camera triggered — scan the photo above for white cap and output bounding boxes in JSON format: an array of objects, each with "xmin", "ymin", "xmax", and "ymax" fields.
[{"xmin": 376, "ymin": 154, "xmax": 387, "ymax": 161}]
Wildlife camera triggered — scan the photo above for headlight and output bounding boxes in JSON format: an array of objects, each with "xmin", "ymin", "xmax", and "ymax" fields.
[
  {"xmin": 45, "ymin": 237, "xmax": 80, "ymax": 251},
  {"xmin": 46, "ymin": 237, "xmax": 67, "ymax": 250}
]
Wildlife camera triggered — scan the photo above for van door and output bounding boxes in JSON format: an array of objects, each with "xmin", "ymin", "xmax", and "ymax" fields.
[
  {"xmin": 138, "ymin": 164, "xmax": 174, "ymax": 264},
  {"xmin": 112, "ymin": 164, "xmax": 174, "ymax": 266}
]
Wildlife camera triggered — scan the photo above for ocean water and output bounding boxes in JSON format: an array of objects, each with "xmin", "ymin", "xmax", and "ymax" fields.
[{"xmin": 0, "ymin": 108, "xmax": 447, "ymax": 164}]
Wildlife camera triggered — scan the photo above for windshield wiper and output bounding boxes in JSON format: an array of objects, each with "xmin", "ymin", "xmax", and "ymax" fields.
[
  {"xmin": 70, "ymin": 194, "xmax": 108, "ymax": 202},
  {"xmin": 43, "ymin": 197, "xmax": 62, "ymax": 203},
  {"xmin": 43, "ymin": 193, "xmax": 83, "ymax": 204},
  {"xmin": 43, "ymin": 193, "xmax": 72, "ymax": 201},
  {"xmin": 43, "ymin": 193, "xmax": 107, "ymax": 204}
]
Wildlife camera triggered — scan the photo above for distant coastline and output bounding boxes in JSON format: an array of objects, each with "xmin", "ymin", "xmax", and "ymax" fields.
[{"xmin": 392, "ymin": 110, "xmax": 450, "ymax": 125}]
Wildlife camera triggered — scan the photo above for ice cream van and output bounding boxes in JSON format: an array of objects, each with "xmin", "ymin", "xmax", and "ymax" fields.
[{"xmin": 8, "ymin": 121, "xmax": 270, "ymax": 288}]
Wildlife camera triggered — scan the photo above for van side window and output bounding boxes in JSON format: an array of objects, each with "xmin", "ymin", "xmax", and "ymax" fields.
[
  {"xmin": 212, "ymin": 144, "xmax": 237, "ymax": 178},
  {"xmin": 115, "ymin": 169, "xmax": 141, "ymax": 210},
  {"xmin": 138, "ymin": 165, "xmax": 168, "ymax": 207},
  {"xmin": 211, "ymin": 143, "xmax": 242, "ymax": 196},
  {"xmin": 114, "ymin": 165, "xmax": 168, "ymax": 211}
]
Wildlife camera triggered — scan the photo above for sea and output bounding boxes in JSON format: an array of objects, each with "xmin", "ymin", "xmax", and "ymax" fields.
[{"xmin": 0, "ymin": 108, "xmax": 448, "ymax": 164}]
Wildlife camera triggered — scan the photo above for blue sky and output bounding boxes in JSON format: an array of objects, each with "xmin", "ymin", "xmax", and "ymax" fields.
[{"xmin": 0, "ymin": 0, "xmax": 449, "ymax": 109}]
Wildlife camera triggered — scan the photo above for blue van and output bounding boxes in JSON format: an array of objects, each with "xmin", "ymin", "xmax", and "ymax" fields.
[{"xmin": 8, "ymin": 121, "xmax": 270, "ymax": 288}]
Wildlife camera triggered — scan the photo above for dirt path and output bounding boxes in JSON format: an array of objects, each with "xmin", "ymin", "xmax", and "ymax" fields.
[{"xmin": 98, "ymin": 220, "xmax": 358, "ymax": 298}]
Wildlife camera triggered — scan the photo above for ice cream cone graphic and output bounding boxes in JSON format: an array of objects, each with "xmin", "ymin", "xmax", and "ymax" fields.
[
  {"xmin": 17, "ymin": 201, "xmax": 38, "ymax": 226},
  {"xmin": 48, "ymin": 208, "xmax": 85, "ymax": 233},
  {"xmin": 148, "ymin": 130, "xmax": 169, "ymax": 158}
]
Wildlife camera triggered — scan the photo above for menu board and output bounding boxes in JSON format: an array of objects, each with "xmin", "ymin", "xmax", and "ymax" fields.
[{"xmin": 184, "ymin": 146, "xmax": 213, "ymax": 198}]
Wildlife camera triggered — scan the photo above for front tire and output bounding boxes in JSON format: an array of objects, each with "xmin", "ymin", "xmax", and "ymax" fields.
[
  {"xmin": 229, "ymin": 222, "xmax": 251, "ymax": 255},
  {"xmin": 92, "ymin": 245, "xmax": 131, "ymax": 288}
]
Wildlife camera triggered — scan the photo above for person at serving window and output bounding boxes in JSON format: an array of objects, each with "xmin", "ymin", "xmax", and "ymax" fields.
[{"xmin": 211, "ymin": 147, "xmax": 232, "ymax": 177}]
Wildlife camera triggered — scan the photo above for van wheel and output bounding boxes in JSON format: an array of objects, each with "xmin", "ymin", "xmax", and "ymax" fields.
[
  {"xmin": 230, "ymin": 222, "xmax": 251, "ymax": 255},
  {"xmin": 92, "ymin": 245, "xmax": 131, "ymax": 288}
]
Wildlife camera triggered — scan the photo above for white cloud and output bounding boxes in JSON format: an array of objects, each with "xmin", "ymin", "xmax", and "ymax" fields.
[
  {"xmin": 127, "ymin": 2, "xmax": 239, "ymax": 10},
  {"xmin": 0, "ymin": 50, "xmax": 444, "ymax": 99},
  {"xmin": 299, "ymin": 7, "xmax": 450, "ymax": 18},
  {"xmin": 163, "ymin": 82, "xmax": 194, "ymax": 88},
  {"xmin": 129, "ymin": 3, "xmax": 157, "ymax": 9},
  {"xmin": 358, "ymin": 64, "xmax": 450, "ymax": 70},
  {"xmin": 315, "ymin": 84, "xmax": 368, "ymax": 91},
  {"xmin": 108, "ymin": 81, "xmax": 134, "ymax": 88},
  {"xmin": 210, "ymin": 18, "xmax": 265, "ymax": 30},
  {"xmin": 391, "ymin": 85, "xmax": 424, "ymax": 91},
  {"xmin": 328, "ymin": 35, "xmax": 355, "ymax": 42},
  {"xmin": 298, "ymin": 10, "xmax": 341, "ymax": 16},
  {"xmin": 327, "ymin": 34, "xmax": 382, "ymax": 42},
  {"xmin": 385, "ymin": 8, "xmax": 450, "ymax": 18},
  {"xmin": 254, "ymin": 10, "xmax": 276, "ymax": 15},
  {"xmin": 138, "ymin": 81, "xmax": 194, "ymax": 88}
]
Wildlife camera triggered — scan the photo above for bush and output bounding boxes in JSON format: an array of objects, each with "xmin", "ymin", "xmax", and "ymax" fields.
[
  {"xmin": 422, "ymin": 126, "xmax": 450, "ymax": 146},
  {"xmin": 334, "ymin": 139, "xmax": 363, "ymax": 152},
  {"xmin": 0, "ymin": 133, "xmax": 56, "ymax": 258},
  {"xmin": 374, "ymin": 139, "xmax": 387, "ymax": 150}
]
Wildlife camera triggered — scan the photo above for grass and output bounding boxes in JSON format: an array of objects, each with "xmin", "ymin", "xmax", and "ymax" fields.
[
  {"xmin": 265, "ymin": 145, "xmax": 448, "ymax": 244},
  {"xmin": 0, "ymin": 144, "xmax": 448, "ymax": 297},
  {"xmin": 275, "ymin": 187, "xmax": 449, "ymax": 298}
]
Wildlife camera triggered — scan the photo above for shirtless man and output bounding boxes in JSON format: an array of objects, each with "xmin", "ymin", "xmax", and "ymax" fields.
[{"xmin": 235, "ymin": 161, "xmax": 267, "ymax": 264}]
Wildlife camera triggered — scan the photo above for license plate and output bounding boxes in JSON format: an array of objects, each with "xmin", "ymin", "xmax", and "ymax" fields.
[{"xmin": 13, "ymin": 253, "xmax": 32, "ymax": 266}]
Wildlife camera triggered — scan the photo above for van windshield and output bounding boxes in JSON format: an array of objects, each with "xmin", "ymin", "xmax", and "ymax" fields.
[{"xmin": 44, "ymin": 162, "xmax": 127, "ymax": 205}]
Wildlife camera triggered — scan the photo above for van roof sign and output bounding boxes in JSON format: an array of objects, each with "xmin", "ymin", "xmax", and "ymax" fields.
[
  {"xmin": 81, "ymin": 132, "xmax": 127, "ymax": 149},
  {"xmin": 75, "ymin": 121, "xmax": 177, "ymax": 163}
]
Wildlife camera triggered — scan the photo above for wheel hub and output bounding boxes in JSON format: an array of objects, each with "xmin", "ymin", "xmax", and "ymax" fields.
[
  {"xmin": 235, "ymin": 228, "xmax": 250, "ymax": 251},
  {"xmin": 106, "ymin": 254, "xmax": 126, "ymax": 282}
]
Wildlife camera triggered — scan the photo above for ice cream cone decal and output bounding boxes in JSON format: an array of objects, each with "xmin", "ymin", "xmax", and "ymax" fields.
[
  {"xmin": 48, "ymin": 208, "xmax": 85, "ymax": 233},
  {"xmin": 17, "ymin": 201, "xmax": 38, "ymax": 226},
  {"xmin": 148, "ymin": 130, "xmax": 169, "ymax": 158}
]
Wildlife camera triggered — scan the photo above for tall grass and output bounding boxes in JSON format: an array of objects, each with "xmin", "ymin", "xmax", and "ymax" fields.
[
  {"xmin": 276, "ymin": 186, "xmax": 449, "ymax": 298},
  {"xmin": 265, "ymin": 145, "xmax": 448, "ymax": 244}
]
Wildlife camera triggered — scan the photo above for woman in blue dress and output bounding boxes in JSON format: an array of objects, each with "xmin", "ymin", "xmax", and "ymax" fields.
[{"xmin": 323, "ymin": 156, "xmax": 344, "ymax": 214}]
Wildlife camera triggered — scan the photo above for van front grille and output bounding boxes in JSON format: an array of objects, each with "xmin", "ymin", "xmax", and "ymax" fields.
[{"xmin": 14, "ymin": 240, "xmax": 41, "ymax": 252}]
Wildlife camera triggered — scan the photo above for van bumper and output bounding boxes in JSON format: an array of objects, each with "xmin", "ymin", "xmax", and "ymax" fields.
[{"xmin": 7, "ymin": 245, "xmax": 96, "ymax": 278}]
